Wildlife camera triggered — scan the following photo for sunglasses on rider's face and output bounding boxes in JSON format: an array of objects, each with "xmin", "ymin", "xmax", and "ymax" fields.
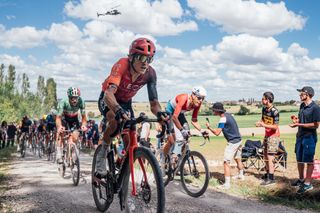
[
  {"xmin": 135, "ymin": 54, "xmax": 153, "ymax": 64},
  {"xmin": 195, "ymin": 96, "xmax": 204, "ymax": 101},
  {"xmin": 70, "ymin": 96, "xmax": 79, "ymax": 101}
]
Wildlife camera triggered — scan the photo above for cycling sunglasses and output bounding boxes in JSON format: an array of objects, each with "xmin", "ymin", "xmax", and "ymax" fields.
[
  {"xmin": 195, "ymin": 95, "xmax": 205, "ymax": 101},
  {"xmin": 135, "ymin": 54, "xmax": 153, "ymax": 64}
]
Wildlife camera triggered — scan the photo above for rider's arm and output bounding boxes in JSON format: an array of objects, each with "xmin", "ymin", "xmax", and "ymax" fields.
[
  {"xmin": 104, "ymin": 84, "xmax": 122, "ymax": 113},
  {"xmin": 191, "ymin": 105, "xmax": 202, "ymax": 132},
  {"xmin": 147, "ymin": 70, "xmax": 162, "ymax": 116}
]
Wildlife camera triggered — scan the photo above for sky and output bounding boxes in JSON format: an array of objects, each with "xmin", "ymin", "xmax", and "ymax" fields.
[{"xmin": 1, "ymin": 0, "xmax": 320, "ymax": 102}]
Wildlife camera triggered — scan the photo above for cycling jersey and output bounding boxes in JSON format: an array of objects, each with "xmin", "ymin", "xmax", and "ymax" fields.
[
  {"xmin": 101, "ymin": 58, "xmax": 158, "ymax": 103},
  {"xmin": 166, "ymin": 94, "xmax": 201, "ymax": 120},
  {"xmin": 262, "ymin": 106, "xmax": 280, "ymax": 137},
  {"xmin": 46, "ymin": 114, "xmax": 56, "ymax": 131},
  {"xmin": 21, "ymin": 119, "xmax": 32, "ymax": 133},
  {"xmin": 57, "ymin": 97, "xmax": 86, "ymax": 129},
  {"xmin": 57, "ymin": 97, "xmax": 86, "ymax": 118}
]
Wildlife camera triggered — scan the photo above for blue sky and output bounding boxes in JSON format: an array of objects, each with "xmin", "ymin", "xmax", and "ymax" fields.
[{"xmin": 1, "ymin": 0, "xmax": 320, "ymax": 102}]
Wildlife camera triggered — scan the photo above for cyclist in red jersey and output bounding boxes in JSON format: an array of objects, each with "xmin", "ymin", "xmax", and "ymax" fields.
[
  {"xmin": 96, "ymin": 37, "xmax": 168, "ymax": 176},
  {"xmin": 163, "ymin": 86, "xmax": 208, "ymax": 155}
]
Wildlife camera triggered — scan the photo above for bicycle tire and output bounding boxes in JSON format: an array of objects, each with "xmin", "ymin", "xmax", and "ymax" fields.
[
  {"xmin": 91, "ymin": 144, "xmax": 113, "ymax": 212},
  {"xmin": 180, "ymin": 151, "xmax": 209, "ymax": 198},
  {"xmin": 71, "ymin": 144, "xmax": 80, "ymax": 186},
  {"xmin": 162, "ymin": 154, "xmax": 172, "ymax": 187},
  {"xmin": 122, "ymin": 146, "xmax": 165, "ymax": 213},
  {"xmin": 20, "ymin": 140, "xmax": 26, "ymax": 158}
]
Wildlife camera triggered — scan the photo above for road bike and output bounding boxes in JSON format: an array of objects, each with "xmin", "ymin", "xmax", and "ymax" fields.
[
  {"xmin": 57, "ymin": 128, "xmax": 82, "ymax": 186},
  {"xmin": 158, "ymin": 125, "xmax": 210, "ymax": 198},
  {"xmin": 91, "ymin": 116, "xmax": 165, "ymax": 212}
]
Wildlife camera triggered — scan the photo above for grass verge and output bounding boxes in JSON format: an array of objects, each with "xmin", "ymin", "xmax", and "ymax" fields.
[{"xmin": 0, "ymin": 146, "xmax": 15, "ymax": 194}]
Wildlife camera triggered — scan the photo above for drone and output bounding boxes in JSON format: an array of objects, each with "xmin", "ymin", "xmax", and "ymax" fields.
[{"xmin": 97, "ymin": 5, "xmax": 121, "ymax": 17}]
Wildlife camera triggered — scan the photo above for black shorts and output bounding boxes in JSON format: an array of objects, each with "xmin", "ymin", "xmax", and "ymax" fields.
[
  {"xmin": 63, "ymin": 117, "xmax": 80, "ymax": 130},
  {"xmin": 167, "ymin": 113, "xmax": 189, "ymax": 133}
]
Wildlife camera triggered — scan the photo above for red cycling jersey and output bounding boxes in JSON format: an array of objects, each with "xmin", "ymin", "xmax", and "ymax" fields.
[
  {"xmin": 167, "ymin": 94, "xmax": 201, "ymax": 120},
  {"xmin": 102, "ymin": 58, "xmax": 158, "ymax": 103}
]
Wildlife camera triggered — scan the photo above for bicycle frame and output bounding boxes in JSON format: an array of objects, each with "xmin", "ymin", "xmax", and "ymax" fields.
[{"xmin": 121, "ymin": 128, "xmax": 149, "ymax": 196}]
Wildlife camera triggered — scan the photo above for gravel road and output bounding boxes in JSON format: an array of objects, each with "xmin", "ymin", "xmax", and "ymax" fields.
[{"xmin": 0, "ymin": 150, "xmax": 313, "ymax": 213}]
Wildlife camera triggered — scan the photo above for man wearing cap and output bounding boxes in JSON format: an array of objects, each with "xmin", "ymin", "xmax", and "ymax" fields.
[
  {"xmin": 289, "ymin": 86, "xmax": 320, "ymax": 194},
  {"xmin": 255, "ymin": 91, "xmax": 280, "ymax": 186},
  {"xmin": 206, "ymin": 102, "xmax": 244, "ymax": 189}
]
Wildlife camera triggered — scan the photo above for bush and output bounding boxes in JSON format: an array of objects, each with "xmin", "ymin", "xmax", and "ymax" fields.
[{"xmin": 237, "ymin": 105, "xmax": 250, "ymax": 115}]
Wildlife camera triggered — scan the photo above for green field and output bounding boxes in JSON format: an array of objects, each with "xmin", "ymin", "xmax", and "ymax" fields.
[{"xmin": 186, "ymin": 111, "xmax": 297, "ymax": 129}]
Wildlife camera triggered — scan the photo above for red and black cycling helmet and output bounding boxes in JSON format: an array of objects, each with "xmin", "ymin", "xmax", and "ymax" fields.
[{"xmin": 129, "ymin": 38, "xmax": 156, "ymax": 57}]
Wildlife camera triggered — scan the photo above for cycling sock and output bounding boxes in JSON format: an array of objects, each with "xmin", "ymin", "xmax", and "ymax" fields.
[
  {"xmin": 239, "ymin": 170, "xmax": 244, "ymax": 176},
  {"xmin": 225, "ymin": 176, "xmax": 231, "ymax": 185}
]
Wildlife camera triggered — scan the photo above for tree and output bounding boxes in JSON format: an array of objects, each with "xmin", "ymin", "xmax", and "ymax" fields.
[
  {"xmin": 237, "ymin": 105, "xmax": 250, "ymax": 115},
  {"xmin": 37, "ymin": 75, "xmax": 46, "ymax": 104},
  {"xmin": 21, "ymin": 73, "xmax": 30, "ymax": 97},
  {"xmin": 5, "ymin": 65, "xmax": 16, "ymax": 96},
  {"xmin": 44, "ymin": 78, "xmax": 57, "ymax": 110}
]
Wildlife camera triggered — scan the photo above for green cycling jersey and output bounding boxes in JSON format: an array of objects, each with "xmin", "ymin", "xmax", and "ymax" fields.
[{"xmin": 57, "ymin": 97, "xmax": 86, "ymax": 118}]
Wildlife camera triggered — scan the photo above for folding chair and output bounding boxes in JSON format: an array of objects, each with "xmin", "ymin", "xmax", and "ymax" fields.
[
  {"xmin": 241, "ymin": 140, "xmax": 266, "ymax": 173},
  {"xmin": 273, "ymin": 140, "xmax": 287, "ymax": 172}
]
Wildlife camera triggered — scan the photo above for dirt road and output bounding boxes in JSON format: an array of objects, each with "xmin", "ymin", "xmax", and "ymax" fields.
[{"xmin": 1, "ymin": 151, "xmax": 313, "ymax": 213}]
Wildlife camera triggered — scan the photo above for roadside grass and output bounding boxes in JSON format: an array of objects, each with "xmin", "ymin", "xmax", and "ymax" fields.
[{"xmin": 0, "ymin": 146, "xmax": 16, "ymax": 194}]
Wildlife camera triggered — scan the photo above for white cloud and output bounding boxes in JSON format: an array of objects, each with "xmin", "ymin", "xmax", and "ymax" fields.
[
  {"xmin": 64, "ymin": 0, "xmax": 198, "ymax": 36},
  {"xmin": 0, "ymin": 25, "xmax": 47, "ymax": 48},
  {"xmin": 187, "ymin": 0, "xmax": 306, "ymax": 36},
  {"xmin": 288, "ymin": 43, "xmax": 309, "ymax": 56},
  {"xmin": 216, "ymin": 34, "xmax": 283, "ymax": 65},
  {"xmin": 6, "ymin": 15, "xmax": 16, "ymax": 20}
]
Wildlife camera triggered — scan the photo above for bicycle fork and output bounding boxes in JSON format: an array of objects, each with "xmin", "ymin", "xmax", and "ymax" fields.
[{"xmin": 128, "ymin": 131, "xmax": 149, "ymax": 196}]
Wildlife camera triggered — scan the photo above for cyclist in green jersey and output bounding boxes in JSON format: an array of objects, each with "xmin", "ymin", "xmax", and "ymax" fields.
[{"xmin": 56, "ymin": 87, "xmax": 87, "ymax": 163}]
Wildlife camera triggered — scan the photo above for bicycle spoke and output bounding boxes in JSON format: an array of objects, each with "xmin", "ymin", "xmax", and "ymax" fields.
[{"xmin": 125, "ymin": 147, "xmax": 164, "ymax": 213}]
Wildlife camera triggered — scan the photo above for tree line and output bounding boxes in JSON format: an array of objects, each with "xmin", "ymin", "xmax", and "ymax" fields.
[{"xmin": 0, "ymin": 64, "xmax": 57, "ymax": 122}]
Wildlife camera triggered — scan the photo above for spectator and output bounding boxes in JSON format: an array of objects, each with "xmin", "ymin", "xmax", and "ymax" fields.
[
  {"xmin": 90, "ymin": 120, "xmax": 100, "ymax": 150},
  {"xmin": 7, "ymin": 122, "xmax": 17, "ymax": 147},
  {"xmin": 206, "ymin": 102, "xmax": 244, "ymax": 190},
  {"xmin": 289, "ymin": 86, "xmax": 320, "ymax": 194},
  {"xmin": 255, "ymin": 92, "xmax": 280, "ymax": 186},
  {"xmin": 1, "ymin": 121, "xmax": 8, "ymax": 149}
]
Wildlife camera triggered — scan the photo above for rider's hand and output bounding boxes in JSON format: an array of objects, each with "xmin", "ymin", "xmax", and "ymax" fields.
[
  {"xmin": 115, "ymin": 108, "xmax": 130, "ymax": 121},
  {"xmin": 156, "ymin": 111, "xmax": 169, "ymax": 122},
  {"xmin": 81, "ymin": 125, "xmax": 87, "ymax": 132},
  {"xmin": 58, "ymin": 126, "xmax": 65, "ymax": 133},
  {"xmin": 180, "ymin": 128, "xmax": 190, "ymax": 139}
]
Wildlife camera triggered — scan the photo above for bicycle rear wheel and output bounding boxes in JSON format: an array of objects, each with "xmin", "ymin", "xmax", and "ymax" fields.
[
  {"xmin": 71, "ymin": 144, "xmax": 80, "ymax": 186},
  {"xmin": 122, "ymin": 146, "xmax": 165, "ymax": 213},
  {"xmin": 91, "ymin": 144, "xmax": 113, "ymax": 212},
  {"xmin": 180, "ymin": 151, "xmax": 209, "ymax": 198}
]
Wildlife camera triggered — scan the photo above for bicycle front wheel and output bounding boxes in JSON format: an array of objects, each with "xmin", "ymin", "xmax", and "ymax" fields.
[
  {"xmin": 180, "ymin": 151, "xmax": 209, "ymax": 197},
  {"xmin": 123, "ymin": 146, "xmax": 165, "ymax": 213},
  {"xmin": 71, "ymin": 144, "xmax": 80, "ymax": 186}
]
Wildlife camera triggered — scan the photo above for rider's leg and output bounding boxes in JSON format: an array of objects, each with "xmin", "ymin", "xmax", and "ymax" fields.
[
  {"xmin": 56, "ymin": 132, "xmax": 64, "ymax": 163},
  {"xmin": 96, "ymin": 111, "xmax": 118, "ymax": 176}
]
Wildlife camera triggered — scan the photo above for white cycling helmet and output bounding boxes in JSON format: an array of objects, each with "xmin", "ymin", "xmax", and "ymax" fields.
[
  {"xmin": 50, "ymin": 109, "xmax": 57, "ymax": 115},
  {"xmin": 192, "ymin": 86, "xmax": 207, "ymax": 98}
]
